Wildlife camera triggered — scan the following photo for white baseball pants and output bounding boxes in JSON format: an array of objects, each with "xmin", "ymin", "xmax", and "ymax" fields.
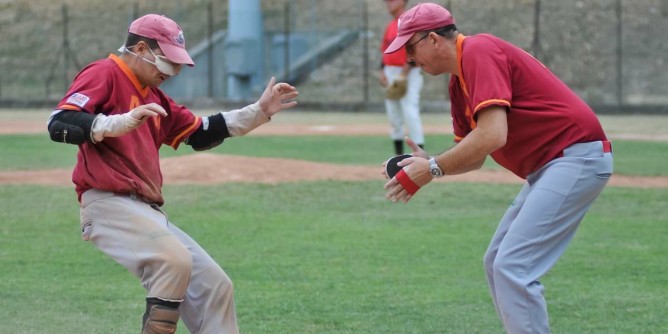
[{"xmin": 383, "ymin": 65, "xmax": 425, "ymax": 145}]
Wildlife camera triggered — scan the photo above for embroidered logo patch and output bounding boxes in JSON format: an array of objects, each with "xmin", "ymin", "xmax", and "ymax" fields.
[
  {"xmin": 174, "ymin": 31, "xmax": 185, "ymax": 46},
  {"xmin": 66, "ymin": 93, "xmax": 90, "ymax": 108}
]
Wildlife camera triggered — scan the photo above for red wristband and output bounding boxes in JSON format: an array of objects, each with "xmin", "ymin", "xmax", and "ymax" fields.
[{"xmin": 395, "ymin": 169, "xmax": 420, "ymax": 195}]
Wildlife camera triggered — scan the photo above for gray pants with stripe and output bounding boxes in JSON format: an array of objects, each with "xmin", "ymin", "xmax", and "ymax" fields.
[
  {"xmin": 80, "ymin": 190, "xmax": 238, "ymax": 334},
  {"xmin": 483, "ymin": 141, "xmax": 613, "ymax": 334}
]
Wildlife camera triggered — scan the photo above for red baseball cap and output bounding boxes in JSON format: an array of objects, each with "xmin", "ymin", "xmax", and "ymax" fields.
[
  {"xmin": 384, "ymin": 3, "xmax": 455, "ymax": 54},
  {"xmin": 129, "ymin": 14, "xmax": 195, "ymax": 66}
]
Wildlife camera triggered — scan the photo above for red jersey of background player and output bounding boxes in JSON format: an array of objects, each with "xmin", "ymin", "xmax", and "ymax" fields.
[
  {"xmin": 381, "ymin": 17, "xmax": 408, "ymax": 66},
  {"xmin": 449, "ymin": 34, "xmax": 607, "ymax": 179},
  {"xmin": 56, "ymin": 54, "xmax": 201, "ymax": 205}
]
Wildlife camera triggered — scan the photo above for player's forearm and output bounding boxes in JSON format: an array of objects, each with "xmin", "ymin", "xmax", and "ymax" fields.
[
  {"xmin": 433, "ymin": 107, "xmax": 507, "ymax": 175},
  {"xmin": 435, "ymin": 153, "xmax": 486, "ymax": 175},
  {"xmin": 185, "ymin": 102, "xmax": 269, "ymax": 151},
  {"xmin": 221, "ymin": 102, "xmax": 269, "ymax": 137},
  {"xmin": 432, "ymin": 140, "xmax": 489, "ymax": 176}
]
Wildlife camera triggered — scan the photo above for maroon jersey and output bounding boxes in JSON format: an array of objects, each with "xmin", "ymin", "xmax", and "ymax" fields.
[
  {"xmin": 57, "ymin": 54, "xmax": 202, "ymax": 205},
  {"xmin": 449, "ymin": 34, "xmax": 607, "ymax": 179}
]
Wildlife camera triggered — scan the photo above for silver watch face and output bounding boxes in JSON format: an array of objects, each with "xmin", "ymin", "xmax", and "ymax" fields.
[{"xmin": 429, "ymin": 158, "xmax": 443, "ymax": 177}]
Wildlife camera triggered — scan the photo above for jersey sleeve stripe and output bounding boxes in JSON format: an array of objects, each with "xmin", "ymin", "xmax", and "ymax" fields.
[
  {"xmin": 169, "ymin": 117, "xmax": 202, "ymax": 149},
  {"xmin": 58, "ymin": 104, "xmax": 84, "ymax": 112},
  {"xmin": 474, "ymin": 99, "xmax": 511, "ymax": 113}
]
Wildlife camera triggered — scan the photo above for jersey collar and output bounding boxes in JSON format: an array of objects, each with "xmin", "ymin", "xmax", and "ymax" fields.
[
  {"xmin": 455, "ymin": 34, "xmax": 470, "ymax": 98},
  {"xmin": 108, "ymin": 54, "xmax": 150, "ymax": 98}
]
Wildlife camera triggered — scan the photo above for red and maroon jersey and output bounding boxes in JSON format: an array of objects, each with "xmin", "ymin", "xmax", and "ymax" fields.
[
  {"xmin": 449, "ymin": 34, "xmax": 607, "ymax": 179},
  {"xmin": 381, "ymin": 17, "xmax": 408, "ymax": 66},
  {"xmin": 56, "ymin": 54, "xmax": 202, "ymax": 205}
]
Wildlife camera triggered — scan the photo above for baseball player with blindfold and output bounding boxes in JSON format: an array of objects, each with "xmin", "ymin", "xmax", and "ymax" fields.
[
  {"xmin": 47, "ymin": 14, "xmax": 298, "ymax": 334},
  {"xmin": 382, "ymin": 3, "xmax": 612, "ymax": 333}
]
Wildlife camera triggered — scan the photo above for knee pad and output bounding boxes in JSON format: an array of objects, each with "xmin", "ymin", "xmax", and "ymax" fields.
[{"xmin": 142, "ymin": 299, "xmax": 180, "ymax": 334}]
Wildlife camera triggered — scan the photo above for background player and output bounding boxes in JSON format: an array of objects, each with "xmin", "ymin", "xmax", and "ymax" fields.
[
  {"xmin": 379, "ymin": 0, "xmax": 425, "ymax": 155},
  {"xmin": 47, "ymin": 14, "xmax": 298, "ymax": 334},
  {"xmin": 382, "ymin": 3, "xmax": 613, "ymax": 333}
]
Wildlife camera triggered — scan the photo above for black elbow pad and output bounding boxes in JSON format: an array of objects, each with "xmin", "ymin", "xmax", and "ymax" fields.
[
  {"xmin": 48, "ymin": 111, "xmax": 96, "ymax": 145},
  {"xmin": 186, "ymin": 113, "xmax": 231, "ymax": 151},
  {"xmin": 49, "ymin": 120, "xmax": 87, "ymax": 144}
]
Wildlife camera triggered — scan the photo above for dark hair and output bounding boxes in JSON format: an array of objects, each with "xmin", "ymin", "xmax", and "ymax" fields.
[
  {"xmin": 124, "ymin": 33, "xmax": 159, "ymax": 50},
  {"xmin": 424, "ymin": 24, "xmax": 458, "ymax": 39}
]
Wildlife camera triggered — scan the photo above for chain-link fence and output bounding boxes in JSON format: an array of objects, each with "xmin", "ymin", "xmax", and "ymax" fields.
[{"xmin": 0, "ymin": 0, "xmax": 666, "ymax": 111}]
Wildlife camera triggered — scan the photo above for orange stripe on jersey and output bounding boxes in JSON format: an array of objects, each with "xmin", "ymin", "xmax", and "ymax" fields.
[
  {"xmin": 169, "ymin": 117, "xmax": 202, "ymax": 149},
  {"xmin": 109, "ymin": 54, "xmax": 149, "ymax": 98},
  {"xmin": 152, "ymin": 115, "xmax": 161, "ymax": 131},
  {"xmin": 474, "ymin": 99, "xmax": 511, "ymax": 113},
  {"xmin": 59, "ymin": 104, "xmax": 82, "ymax": 111},
  {"xmin": 129, "ymin": 95, "xmax": 140, "ymax": 110},
  {"xmin": 465, "ymin": 106, "xmax": 477, "ymax": 129},
  {"xmin": 455, "ymin": 34, "xmax": 470, "ymax": 98}
]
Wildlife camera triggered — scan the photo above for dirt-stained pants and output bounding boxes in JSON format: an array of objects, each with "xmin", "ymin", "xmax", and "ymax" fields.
[{"xmin": 80, "ymin": 190, "xmax": 238, "ymax": 334}]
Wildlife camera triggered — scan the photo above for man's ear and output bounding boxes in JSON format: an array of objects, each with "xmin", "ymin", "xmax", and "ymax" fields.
[{"xmin": 135, "ymin": 41, "xmax": 147, "ymax": 53}]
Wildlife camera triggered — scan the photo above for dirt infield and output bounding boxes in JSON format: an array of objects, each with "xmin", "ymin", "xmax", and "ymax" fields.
[
  {"xmin": 1, "ymin": 111, "xmax": 667, "ymax": 188},
  {"xmin": 1, "ymin": 152, "xmax": 667, "ymax": 188}
]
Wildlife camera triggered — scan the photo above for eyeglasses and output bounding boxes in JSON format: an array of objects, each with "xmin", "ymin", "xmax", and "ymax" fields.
[
  {"xmin": 119, "ymin": 44, "xmax": 180, "ymax": 76},
  {"xmin": 405, "ymin": 33, "xmax": 428, "ymax": 54}
]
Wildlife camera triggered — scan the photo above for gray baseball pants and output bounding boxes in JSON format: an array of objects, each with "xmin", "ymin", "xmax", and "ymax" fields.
[
  {"xmin": 80, "ymin": 190, "xmax": 238, "ymax": 334},
  {"xmin": 483, "ymin": 141, "xmax": 613, "ymax": 334}
]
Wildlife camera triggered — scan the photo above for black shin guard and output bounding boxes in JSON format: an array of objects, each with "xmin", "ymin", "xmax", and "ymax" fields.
[{"xmin": 142, "ymin": 298, "xmax": 181, "ymax": 334}]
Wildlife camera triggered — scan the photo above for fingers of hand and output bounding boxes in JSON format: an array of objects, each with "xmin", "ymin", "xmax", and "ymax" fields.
[
  {"xmin": 385, "ymin": 182, "xmax": 408, "ymax": 203},
  {"xmin": 133, "ymin": 103, "xmax": 167, "ymax": 119},
  {"xmin": 397, "ymin": 157, "xmax": 415, "ymax": 167},
  {"xmin": 281, "ymin": 90, "xmax": 299, "ymax": 100},
  {"xmin": 265, "ymin": 77, "xmax": 277, "ymax": 92},
  {"xmin": 274, "ymin": 83, "xmax": 296, "ymax": 94}
]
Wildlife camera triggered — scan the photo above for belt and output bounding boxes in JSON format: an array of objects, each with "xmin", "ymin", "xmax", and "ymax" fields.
[
  {"xmin": 558, "ymin": 140, "xmax": 612, "ymax": 158},
  {"xmin": 114, "ymin": 191, "xmax": 156, "ymax": 205},
  {"xmin": 602, "ymin": 140, "xmax": 612, "ymax": 153}
]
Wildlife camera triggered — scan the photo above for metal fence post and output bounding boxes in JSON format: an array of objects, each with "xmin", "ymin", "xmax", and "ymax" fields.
[
  {"xmin": 531, "ymin": 0, "xmax": 542, "ymax": 60},
  {"xmin": 208, "ymin": 1, "xmax": 214, "ymax": 97},
  {"xmin": 616, "ymin": 0, "xmax": 624, "ymax": 106},
  {"xmin": 284, "ymin": 1, "xmax": 291, "ymax": 82},
  {"xmin": 362, "ymin": 1, "xmax": 369, "ymax": 106},
  {"xmin": 62, "ymin": 3, "xmax": 69, "ymax": 94}
]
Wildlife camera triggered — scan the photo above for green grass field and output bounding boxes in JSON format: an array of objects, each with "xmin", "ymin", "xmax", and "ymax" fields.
[{"xmin": 1, "ymin": 113, "xmax": 667, "ymax": 333}]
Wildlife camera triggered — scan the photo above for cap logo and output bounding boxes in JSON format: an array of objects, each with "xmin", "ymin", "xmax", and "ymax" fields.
[{"xmin": 174, "ymin": 31, "xmax": 185, "ymax": 46}]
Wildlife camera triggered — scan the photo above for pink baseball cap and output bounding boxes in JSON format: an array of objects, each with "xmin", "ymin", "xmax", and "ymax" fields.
[
  {"xmin": 384, "ymin": 3, "xmax": 456, "ymax": 54},
  {"xmin": 129, "ymin": 14, "xmax": 195, "ymax": 66}
]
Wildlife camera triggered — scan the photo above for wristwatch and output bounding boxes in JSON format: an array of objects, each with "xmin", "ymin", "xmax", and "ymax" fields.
[{"xmin": 428, "ymin": 157, "xmax": 444, "ymax": 178}]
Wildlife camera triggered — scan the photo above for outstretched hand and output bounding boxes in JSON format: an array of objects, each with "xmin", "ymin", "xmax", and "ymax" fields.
[{"xmin": 258, "ymin": 77, "xmax": 299, "ymax": 118}]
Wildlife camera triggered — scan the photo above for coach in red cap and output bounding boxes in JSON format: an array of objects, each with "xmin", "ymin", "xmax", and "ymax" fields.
[
  {"xmin": 382, "ymin": 3, "xmax": 613, "ymax": 334},
  {"xmin": 47, "ymin": 13, "xmax": 298, "ymax": 334}
]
